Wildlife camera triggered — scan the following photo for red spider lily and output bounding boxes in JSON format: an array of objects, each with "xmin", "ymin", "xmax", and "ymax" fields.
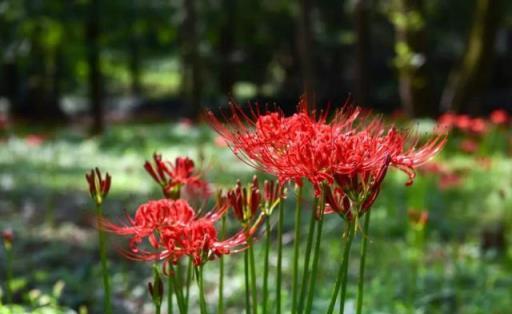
[
  {"xmin": 210, "ymin": 99, "xmax": 445, "ymax": 201},
  {"xmin": 208, "ymin": 98, "xmax": 359, "ymax": 194},
  {"xmin": 99, "ymin": 199, "xmax": 261, "ymax": 267},
  {"xmin": 490, "ymin": 109, "xmax": 508, "ymax": 125},
  {"xmin": 144, "ymin": 154, "xmax": 207, "ymax": 199},
  {"xmin": 85, "ymin": 168, "xmax": 112, "ymax": 205},
  {"xmin": 325, "ymin": 186, "xmax": 352, "ymax": 220}
]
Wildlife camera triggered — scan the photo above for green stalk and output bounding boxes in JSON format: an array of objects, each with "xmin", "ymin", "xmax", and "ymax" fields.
[
  {"xmin": 218, "ymin": 216, "xmax": 226, "ymax": 314},
  {"xmin": 244, "ymin": 250, "xmax": 251, "ymax": 314},
  {"xmin": 326, "ymin": 221, "xmax": 356, "ymax": 314},
  {"xmin": 195, "ymin": 266, "xmax": 208, "ymax": 314},
  {"xmin": 262, "ymin": 216, "xmax": 271, "ymax": 314},
  {"xmin": 184, "ymin": 258, "xmax": 193, "ymax": 312},
  {"xmin": 4, "ymin": 244, "xmax": 13, "ymax": 304},
  {"xmin": 155, "ymin": 304, "xmax": 161, "ymax": 314},
  {"xmin": 297, "ymin": 197, "xmax": 319, "ymax": 314},
  {"xmin": 249, "ymin": 240, "xmax": 258, "ymax": 314},
  {"xmin": 169, "ymin": 265, "xmax": 186, "ymax": 313},
  {"xmin": 291, "ymin": 185, "xmax": 303, "ymax": 314},
  {"xmin": 167, "ymin": 273, "xmax": 174, "ymax": 314},
  {"xmin": 356, "ymin": 212, "xmax": 371, "ymax": 314},
  {"xmin": 96, "ymin": 204, "xmax": 112, "ymax": 314},
  {"xmin": 304, "ymin": 186, "xmax": 327, "ymax": 314},
  {"xmin": 276, "ymin": 198, "xmax": 284, "ymax": 314}
]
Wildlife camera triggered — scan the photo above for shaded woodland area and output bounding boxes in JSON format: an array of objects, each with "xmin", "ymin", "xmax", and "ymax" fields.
[{"xmin": 0, "ymin": 0, "xmax": 511, "ymax": 131}]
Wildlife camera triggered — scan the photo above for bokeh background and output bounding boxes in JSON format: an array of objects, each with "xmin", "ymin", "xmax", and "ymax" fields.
[{"xmin": 1, "ymin": 1, "xmax": 512, "ymax": 313}]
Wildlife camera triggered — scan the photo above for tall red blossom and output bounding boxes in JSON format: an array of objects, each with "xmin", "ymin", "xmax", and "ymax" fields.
[
  {"xmin": 210, "ymin": 99, "xmax": 446, "ymax": 201},
  {"xmin": 100, "ymin": 199, "xmax": 260, "ymax": 267}
]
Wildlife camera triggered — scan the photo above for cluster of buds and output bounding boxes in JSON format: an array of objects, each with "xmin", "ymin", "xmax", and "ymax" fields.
[
  {"xmin": 85, "ymin": 168, "xmax": 112, "ymax": 205},
  {"xmin": 227, "ymin": 176, "xmax": 284, "ymax": 227}
]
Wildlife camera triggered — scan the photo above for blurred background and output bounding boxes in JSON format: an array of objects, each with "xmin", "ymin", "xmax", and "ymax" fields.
[
  {"xmin": 1, "ymin": 1, "xmax": 512, "ymax": 313},
  {"xmin": 0, "ymin": 0, "xmax": 511, "ymax": 132}
]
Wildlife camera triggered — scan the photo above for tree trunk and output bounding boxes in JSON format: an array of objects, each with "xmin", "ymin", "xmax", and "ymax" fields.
[
  {"xmin": 297, "ymin": 0, "xmax": 315, "ymax": 108},
  {"xmin": 218, "ymin": 0, "xmax": 236, "ymax": 96},
  {"xmin": 129, "ymin": 0, "xmax": 142, "ymax": 96},
  {"xmin": 86, "ymin": 0, "xmax": 103, "ymax": 134},
  {"xmin": 440, "ymin": 0, "xmax": 501, "ymax": 114},
  {"xmin": 393, "ymin": 0, "xmax": 433, "ymax": 117},
  {"xmin": 182, "ymin": 0, "xmax": 202, "ymax": 120},
  {"xmin": 354, "ymin": 0, "xmax": 370, "ymax": 106}
]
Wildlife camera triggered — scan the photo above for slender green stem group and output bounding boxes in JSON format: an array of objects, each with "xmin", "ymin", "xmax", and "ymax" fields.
[
  {"xmin": 304, "ymin": 186, "xmax": 327, "ymax": 314},
  {"xmin": 196, "ymin": 266, "xmax": 208, "ymax": 314},
  {"xmin": 297, "ymin": 197, "xmax": 319, "ymax": 314},
  {"xmin": 168, "ymin": 272, "xmax": 174, "ymax": 314},
  {"xmin": 248, "ymin": 240, "xmax": 258, "ymax": 314},
  {"xmin": 276, "ymin": 197, "xmax": 285, "ymax": 314}
]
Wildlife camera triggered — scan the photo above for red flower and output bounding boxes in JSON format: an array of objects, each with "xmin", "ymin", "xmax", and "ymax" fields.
[
  {"xmin": 408, "ymin": 209, "xmax": 429, "ymax": 228},
  {"xmin": 100, "ymin": 199, "xmax": 260, "ymax": 267},
  {"xmin": 210, "ymin": 99, "xmax": 445, "ymax": 203},
  {"xmin": 460, "ymin": 139, "xmax": 478, "ymax": 153},
  {"xmin": 144, "ymin": 154, "xmax": 207, "ymax": 199},
  {"xmin": 1, "ymin": 229, "xmax": 13, "ymax": 248},
  {"xmin": 490, "ymin": 109, "xmax": 508, "ymax": 125}
]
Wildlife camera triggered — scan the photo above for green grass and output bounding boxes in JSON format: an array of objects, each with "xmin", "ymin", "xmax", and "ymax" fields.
[{"xmin": 0, "ymin": 123, "xmax": 511, "ymax": 313}]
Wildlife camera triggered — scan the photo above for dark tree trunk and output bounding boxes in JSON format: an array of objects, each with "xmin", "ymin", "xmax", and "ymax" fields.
[
  {"xmin": 218, "ymin": 0, "xmax": 236, "ymax": 96},
  {"xmin": 297, "ymin": 0, "xmax": 315, "ymax": 107},
  {"xmin": 86, "ymin": 0, "xmax": 103, "ymax": 134},
  {"xmin": 440, "ymin": 0, "xmax": 501, "ymax": 114},
  {"xmin": 182, "ymin": 0, "xmax": 202, "ymax": 120},
  {"xmin": 354, "ymin": 0, "xmax": 370, "ymax": 106},
  {"xmin": 129, "ymin": 0, "xmax": 142, "ymax": 96},
  {"xmin": 393, "ymin": 0, "xmax": 433, "ymax": 117}
]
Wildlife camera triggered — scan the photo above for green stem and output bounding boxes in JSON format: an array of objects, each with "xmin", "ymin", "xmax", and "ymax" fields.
[
  {"xmin": 291, "ymin": 185, "xmax": 303, "ymax": 314},
  {"xmin": 356, "ymin": 212, "xmax": 371, "ymax": 314},
  {"xmin": 249, "ymin": 240, "xmax": 258, "ymax": 314},
  {"xmin": 155, "ymin": 304, "xmax": 161, "ymax": 314},
  {"xmin": 185, "ymin": 258, "xmax": 193, "ymax": 312},
  {"xmin": 244, "ymin": 250, "xmax": 251, "ymax": 314},
  {"xmin": 304, "ymin": 186, "xmax": 327, "ymax": 314},
  {"xmin": 195, "ymin": 266, "xmax": 208, "ymax": 314},
  {"xmin": 218, "ymin": 216, "xmax": 226, "ymax": 314},
  {"xmin": 326, "ymin": 222, "xmax": 356, "ymax": 314},
  {"xmin": 276, "ymin": 198, "xmax": 284, "ymax": 314},
  {"xmin": 4, "ymin": 245, "xmax": 13, "ymax": 304},
  {"xmin": 297, "ymin": 197, "xmax": 319, "ymax": 314},
  {"xmin": 169, "ymin": 265, "xmax": 186, "ymax": 314},
  {"xmin": 262, "ymin": 216, "xmax": 271, "ymax": 314},
  {"xmin": 168, "ymin": 272, "xmax": 174, "ymax": 314},
  {"xmin": 96, "ymin": 204, "xmax": 112, "ymax": 314}
]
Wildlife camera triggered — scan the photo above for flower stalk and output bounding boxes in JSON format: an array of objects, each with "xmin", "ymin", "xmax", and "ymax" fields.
[
  {"xmin": 276, "ymin": 196, "xmax": 284, "ymax": 314},
  {"xmin": 356, "ymin": 211, "xmax": 371, "ymax": 314},
  {"xmin": 291, "ymin": 185, "xmax": 303, "ymax": 313},
  {"xmin": 297, "ymin": 196, "xmax": 319, "ymax": 314},
  {"xmin": 2, "ymin": 230, "xmax": 13, "ymax": 304},
  {"xmin": 218, "ymin": 215, "xmax": 226, "ymax": 314},
  {"xmin": 304, "ymin": 184, "xmax": 327, "ymax": 313},
  {"xmin": 85, "ymin": 168, "xmax": 113, "ymax": 314},
  {"xmin": 195, "ymin": 265, "xmax": 208, "ymax": 314}
]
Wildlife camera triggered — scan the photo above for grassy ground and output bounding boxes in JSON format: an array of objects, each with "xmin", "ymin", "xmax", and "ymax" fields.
[{"xmin": 0, "ymin": 122, "xmax": 511, "ymax": 313}]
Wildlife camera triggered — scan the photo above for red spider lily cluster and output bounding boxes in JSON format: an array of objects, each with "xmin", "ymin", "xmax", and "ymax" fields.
[
  {"xmin": 437, "ymin": 109, "xmax": 509, "ymax": 135},
  {"xmin": 89, "ymin": 153, "xmax": 271, "ymax": 269},
  {"xmin": 209, "ymin": 98, "xmax": 445, "ymax": 218}
]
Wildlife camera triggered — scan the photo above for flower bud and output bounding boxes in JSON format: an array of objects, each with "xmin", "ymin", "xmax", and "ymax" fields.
[{"xmin": 85, "ymin": 168, "xmax": 111, "ymax": 205}]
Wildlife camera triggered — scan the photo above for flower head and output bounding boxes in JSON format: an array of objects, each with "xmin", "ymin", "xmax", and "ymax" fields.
[
  {"xmin": 85, "ymin": 168, "xmax": 112, "ymax": 205},
  {"xmin": 490, "ymin": 109, "xmax": 508, "ymax": 125},
  {"xmin": 100, "ymin": 198, "xmax": 259, "ymax": 267},
  {"xmin": 144, "ymin": 154, "xmax": 208, "ymax": 199}
]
